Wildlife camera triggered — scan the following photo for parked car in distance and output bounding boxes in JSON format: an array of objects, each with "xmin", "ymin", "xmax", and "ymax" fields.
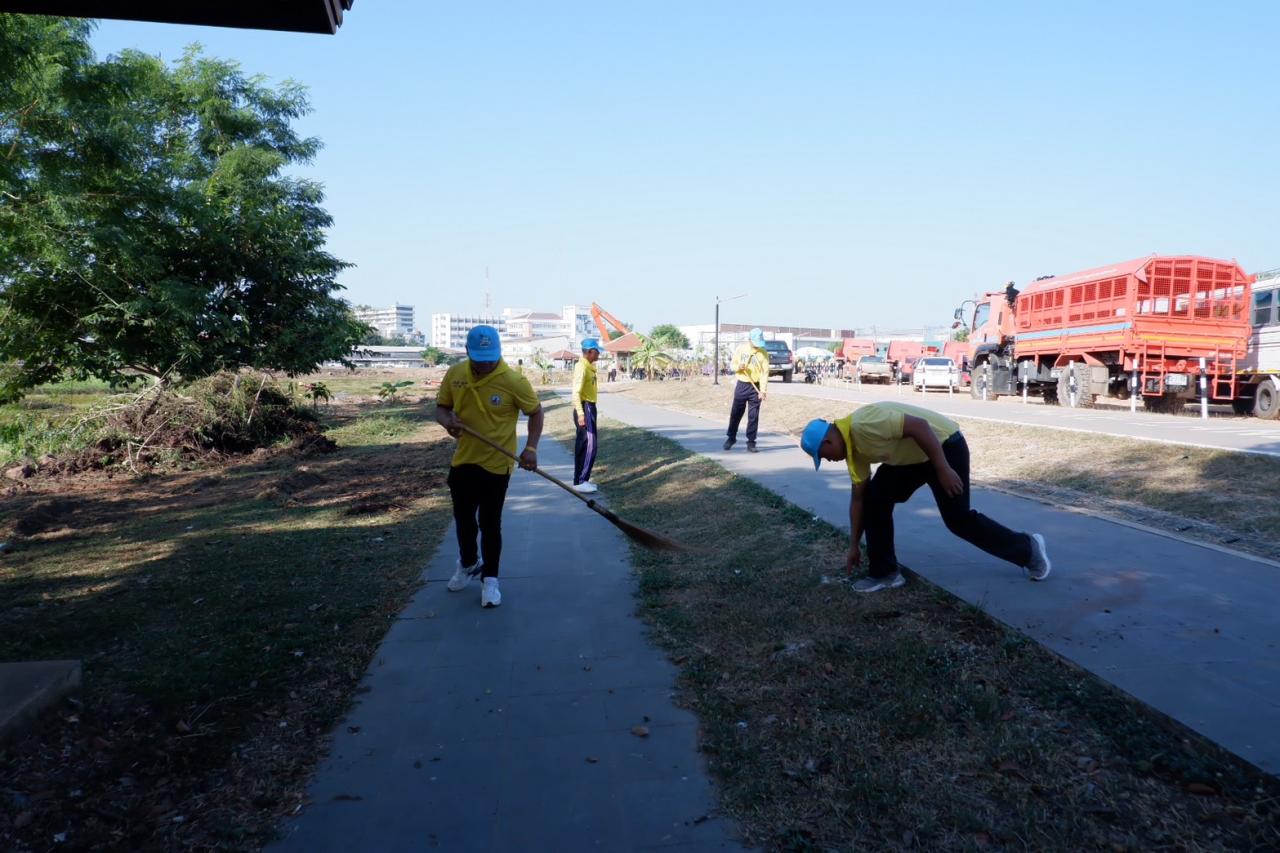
[
  {"xmin": 854, "ymin": 355, "xmax": 892, "ymax": 384},
  {"xmin": 914, "ymin": 356, "xmax": 959, "ymax": 391},
  {"xmin": 763, "ymin": 340, "xmax": 795, "ymax": 383}
]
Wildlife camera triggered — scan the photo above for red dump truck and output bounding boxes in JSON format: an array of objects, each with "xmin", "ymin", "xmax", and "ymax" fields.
[
  {"xmin": 886, "ymin": 340, "xmax": 925, "ymax": 384},
  {"xmin": 942, "ymin": 340, "xmax": 968, "ymax": 365},
  {"xmin": 957, "ymin": 255, "xmax": 1253, "ymax": 413},
  {"xmin": 840, "ymin": 338, "xmax": 877, "ymax": 360}
]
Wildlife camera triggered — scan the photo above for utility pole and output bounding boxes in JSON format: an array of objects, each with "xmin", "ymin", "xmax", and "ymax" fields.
[
  {"xmin": 714, "ymin": 293, "xmax": 748, "ymax": 386},
  {"xmin": 714, "ymin": 300, "xmax": 720, "ymax": 385}
]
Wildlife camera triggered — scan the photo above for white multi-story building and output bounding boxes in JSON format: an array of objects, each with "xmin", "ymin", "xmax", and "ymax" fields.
[
  {"xmin": 491, "ymin": 305, "xmax": 595, "ymax": 343},
  {"xmin": 505, "ymin": 311, "xmax": 566, "ymax": 339},
  {"xmin": 354, "ymin": 304, "xmax": 416, "ymax": 340},
  {"xmin": 501, "ymin": 335, "xmax": 576, "ymax": 364},
  {"xmin": 430, "ymin": 313, "xmax": 507, "ymax": 350},
  {"xmin": 562, "ymin": 304, "xmax": 596, "ymax": 341}
]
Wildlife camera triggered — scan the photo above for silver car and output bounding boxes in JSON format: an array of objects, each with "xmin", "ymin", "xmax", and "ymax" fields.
[{"xmin": 913, "ymin": 357, "xmax": 958, "ymax": 392}]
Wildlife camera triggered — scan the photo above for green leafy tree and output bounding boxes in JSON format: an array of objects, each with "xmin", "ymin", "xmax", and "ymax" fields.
[
  {"xmin": 630, "ymin": 335, "xmax": 673, "ymax": 381},
  {"xmin": 951, "ymin": 327, "xmax": 970, "ymax": 342},
  {"xmin": 0, "ymin": 20, "xmax": 366, "ymax": 402},
  {"xmin": 421, "ymin": 346, "xmax": 447, "ymax": 366},
  {"xmin": 649, "ymin": 324, "xmax": 690, "ymax": 350}
]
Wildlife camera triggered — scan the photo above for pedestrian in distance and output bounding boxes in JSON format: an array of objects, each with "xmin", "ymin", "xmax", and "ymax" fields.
[
  {"xmin": 572, "ymin": 337, "xmax": 602, "ymax": 493},
  {"xmin": 435, "ymin": 325, "xmax": 544, "ymax": 608},
  {"xmin": 723, "ymin": 327, "xmax": 769, "ymax": 453},
  {"xmin": 800, "ymin": 401, "xmax": 1051, "ymax": 593}
]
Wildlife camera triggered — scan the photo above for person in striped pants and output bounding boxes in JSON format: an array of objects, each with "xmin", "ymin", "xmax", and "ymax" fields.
[{"xmin": 572, "ymin": 337, "xmax": 602, "ymax": 493}]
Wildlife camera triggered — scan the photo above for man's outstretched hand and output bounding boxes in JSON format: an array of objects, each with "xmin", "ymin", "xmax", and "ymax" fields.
[
  {"xmin": 845, "ymin": 542, "xmax": 862, "ymax": 576},
  {"xmin": 937, "ymin": 465, "xmax": 964, "ymax": 497},
  {"xmin": 439, "ymin": 409, "xmax": 463, "ymax": 438}
]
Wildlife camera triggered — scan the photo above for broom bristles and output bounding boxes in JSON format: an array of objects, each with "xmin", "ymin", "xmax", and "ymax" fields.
[
  {"xmin": 453, "ymin": 422, "xmax": 691, "ymax": 552},
  {"xmin": 592, "ymin": 505, "xmax": 691, "ymax": 552}
]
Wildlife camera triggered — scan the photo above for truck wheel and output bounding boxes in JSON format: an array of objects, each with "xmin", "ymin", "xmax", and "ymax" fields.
[
  {"xmin": 1231, "ymin": 397, "xmax": 1254, "ymax": 416},
  {"xmin": 1255, "ymin": 382, "xmax": 1279, "ymax": 420},
  {"xmin": 1143, "ymin": 394, "xmax": 1183, "ymax": 414},
  {"xmin": 970, "ymin": 364, "xmax": 999, "ymax": 401},
  {"xmin": 1041, "ymin": 386, "xmax": 1059, "ymax": 405},
  {"xmin": 783, "ymin": 370, "xmax": 793, "ymax": 384},
  {"xmin": 1057, "ymin": 363, "xmax": 1095, "ymax": 408}
]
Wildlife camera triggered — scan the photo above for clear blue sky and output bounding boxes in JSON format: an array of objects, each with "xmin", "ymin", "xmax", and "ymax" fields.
[{"xmin": 90, "ymin": 1, "xmax": 1280, "ymax": 334}]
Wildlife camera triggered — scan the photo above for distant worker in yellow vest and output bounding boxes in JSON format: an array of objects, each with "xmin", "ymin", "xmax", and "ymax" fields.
[
  {"xmin": 435, "ymin": 325, "xmax": 544, "ymax": 608},
  {"xmin": 572, "ymin": 337, "xmax": 601, "ymax": 493},
  {"xmin": 723, "ymin": 328, "xmax": 769, "ymax": 453},
  {"xmin": 800, "ymin": 401, "xmax": 1051, "ymax": 593}
]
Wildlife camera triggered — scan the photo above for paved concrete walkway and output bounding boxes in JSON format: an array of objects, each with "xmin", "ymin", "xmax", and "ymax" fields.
[
  {"xmin": 273, "ymin": 431, "xmax": 740, "ymax": 851},
  {"xmin": 600, "ymin": 391, "xmax": 1280, "ymax": 777}
]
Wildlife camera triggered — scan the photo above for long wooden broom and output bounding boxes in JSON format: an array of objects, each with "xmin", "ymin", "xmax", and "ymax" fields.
[{"xmin": 455, "ymin": 422, "xmax": 689, "ymax": 552}]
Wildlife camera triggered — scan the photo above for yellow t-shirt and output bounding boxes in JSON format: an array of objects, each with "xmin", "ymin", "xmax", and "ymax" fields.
[
  {"xmin": 732, "ymin": 343, "xmax": 769, "ymax": 392},
  {"xmin": 571, "ymin": 358, "xmax": 597, "ymax": 415},
  {"xmin": 833, "ymin": 402, "xmax": 959, "ymax": 484},
  {"xmin": 438, "ymin": 360, "xmax": 541, "ymax": 475}
]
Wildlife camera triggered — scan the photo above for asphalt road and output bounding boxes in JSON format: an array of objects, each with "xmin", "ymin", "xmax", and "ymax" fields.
[{"xmin": 765, "ymin": 378, "xmax": 1280, "ymax": 457}]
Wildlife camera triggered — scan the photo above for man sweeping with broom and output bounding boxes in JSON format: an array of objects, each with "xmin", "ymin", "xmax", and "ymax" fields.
[
  {"xmin": 435, "ymin": 325, "xmax": 544, "ymax": 608},
  {"xmin": 799, "ymin": 401, "xmax": 1051, "ymax": 592}
]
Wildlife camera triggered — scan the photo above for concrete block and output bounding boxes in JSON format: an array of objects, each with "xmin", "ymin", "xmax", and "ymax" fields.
[{"xmin": 0, "ymin": 660, "xmax": 82, "ymax": 742}]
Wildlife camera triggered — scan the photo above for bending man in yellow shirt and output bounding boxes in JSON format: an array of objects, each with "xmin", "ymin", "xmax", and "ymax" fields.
[
  {"xmin": 723, "ymin": 328, "xmax": 769, "ymax": 453},
  {"xmin": 435, "ymin": 325, "xmax": 544, "ymax": 608},
  {"xmin": 571, "ymin": 337, "xmax": 601, "ymax": 493},
  {"xmin": 800, "ymin": 401, "xmax": 1051, "ymax": 593}
]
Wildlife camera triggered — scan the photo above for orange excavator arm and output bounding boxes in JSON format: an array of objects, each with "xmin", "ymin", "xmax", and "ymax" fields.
[{"xmin": 590, "ymin": 303, "xmax": 631, "ymax": 340}]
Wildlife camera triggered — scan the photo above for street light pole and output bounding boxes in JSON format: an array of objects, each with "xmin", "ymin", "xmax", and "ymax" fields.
[{"xmin": 713, "ymin": 299, "xmax": 720, "ymax": 385}]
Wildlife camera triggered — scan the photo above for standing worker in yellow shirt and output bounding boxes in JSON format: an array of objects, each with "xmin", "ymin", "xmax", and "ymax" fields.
[
  {"xmin": 435, "ymin": 325, "xmax": 544, "ymax": 608},
  {"xmin": 723, "ymin": 328, "xmax": 769, "ymax": 453},
  {"xmin": 800, "ymin": 401, "xmax": 1051, "ymax": 593},
  {"xmin": 571, "ymin": 337, "xmax": 601, "ymax": 493}
]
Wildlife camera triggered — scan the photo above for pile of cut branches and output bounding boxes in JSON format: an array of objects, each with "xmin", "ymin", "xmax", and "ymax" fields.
[{"xmin": 55, "ymin": 373, "xmax": 331, "ymax": 472}]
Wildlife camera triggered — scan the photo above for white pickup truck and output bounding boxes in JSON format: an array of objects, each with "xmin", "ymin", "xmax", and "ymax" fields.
[{"xmin": 854, "ymin": 355, "xmax": 892, "ymax": 384}]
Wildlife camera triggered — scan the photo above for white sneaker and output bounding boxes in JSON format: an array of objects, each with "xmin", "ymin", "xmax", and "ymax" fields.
[
  {"xmin": 481, "ymin": 577, "xmax": 502, "ymax": 608},
  {"xmin": 1027, "ymin": 533, "xmax": 1051, "ymax": 581},
  {"xmin": 852, "ymin": 572, "xmax": 907, "ymax": 593},
  {"xmin": 574, "ymin": 481, "xmax": 598, "ymax": 494},
  {"xmin": 447, "ymin": 558, "xmax": 481, "ymax": 592}
]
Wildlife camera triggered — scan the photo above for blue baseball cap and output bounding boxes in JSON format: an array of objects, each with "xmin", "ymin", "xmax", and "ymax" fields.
[
  {"xmin": 749, "ymin": 328, "xmax": 766, "ymax": 348},
  {"xmin": 801, "ymin": 418, "xmax": 830, "ymax": 470},
  {"xmin": 466, "ymin": 325, "xmax": 502, "ymax": 361},
  {"xmin": 581, "ymin": 337, "xmax": 601, "ymax": 352}
]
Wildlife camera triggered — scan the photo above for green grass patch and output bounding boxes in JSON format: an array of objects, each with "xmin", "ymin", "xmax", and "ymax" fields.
[
  {"xmin": 0, "ymin": 397, "xmax": 456, "ymax": 849},
  {"xmin": 0, "ymin": 411, "xmax": 89, "ymax": 465},
  {"xmin": 541, "ymin": 394, "xmax": 1280, "ymax": 850},
  {"xmin": 327, "ymin": 408, "xmax": 423, "ymax": 445}
]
